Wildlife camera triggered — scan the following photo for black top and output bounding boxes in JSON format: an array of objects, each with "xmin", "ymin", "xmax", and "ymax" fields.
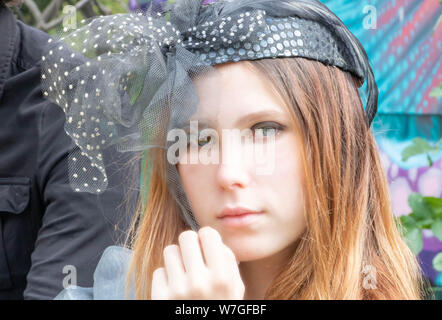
[{"xmin": 0, "ymin": 3, "xmax": 136, "ymax": 299}]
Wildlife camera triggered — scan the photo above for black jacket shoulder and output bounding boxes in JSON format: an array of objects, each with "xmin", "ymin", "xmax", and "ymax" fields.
[{"xmin": 0, "ymin": 4, "xmax": 134, "ymax": 300}]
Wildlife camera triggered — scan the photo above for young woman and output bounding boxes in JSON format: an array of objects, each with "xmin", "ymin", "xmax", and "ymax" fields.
[
  {"xmin": 43, "ymin": 0, "xmax": 431, "ymax": 300},
  {"xmin": 128, "ymin": 57, "xmax": 428, "ymax": 300}
]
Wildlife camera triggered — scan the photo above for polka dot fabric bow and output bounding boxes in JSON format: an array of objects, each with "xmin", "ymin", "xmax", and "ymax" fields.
[{"xmin": 40, "ymin": 2, "xmax": 274, "ymax": 195}]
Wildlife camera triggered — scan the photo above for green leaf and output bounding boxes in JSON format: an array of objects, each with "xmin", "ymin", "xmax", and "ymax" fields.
[
  {"xmin": 404, "ymin": 228, "xmax": 423, "ymax": 255},
  {"xmin": 401, "ymin": 138, "xmax": 434, "ymax": 161},
  {"xmin": 425, "ymin": 196, "xmax": 442, "ymax": 218},
  {"xmin": 431, "ymin": 219, "xmax": 442, "ymax": 241},
  {"xmin": 432, "ymin": 253, "xmax": 442, "ymax": 272},
  {"xmin": 401, "ymin": 146, "xmax": 421, "ymax": 162},
  {"xmin": 408, "ymin": 193, "xmax": 433, "ymax": 220},
  {"xmin": 417, "ymin": 218, "xmax": 435, "ymax": 229},
  {"xmin": 426, "ymin": 153, "xmax": 433, "ymax": 167},
  {"xmin": 413, "ymin": 137, "xmax": 432, "ymax": 149},
  {"xmin": 399, "ymin": 214, "xmax": 418, "ymax": 230},
  {"xmin": 429, "ymin": 83, "xmax": 442, "ymax": 98}
]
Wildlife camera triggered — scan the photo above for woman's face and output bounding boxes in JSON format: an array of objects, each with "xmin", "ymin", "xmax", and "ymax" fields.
[{"xmin": 176, "ymin": 61, "xmax": 306, "ymax": 262}]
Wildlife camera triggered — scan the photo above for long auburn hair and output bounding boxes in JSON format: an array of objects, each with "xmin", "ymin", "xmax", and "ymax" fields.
[{"xmin": 125, "ymin": 57, "xmax": 431, "ymax": 300}]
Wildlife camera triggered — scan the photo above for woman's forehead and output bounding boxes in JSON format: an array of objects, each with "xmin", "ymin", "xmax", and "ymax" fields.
[{"xmin": 192, "ymin": 61, "xmax": 288, "ymax": 123}]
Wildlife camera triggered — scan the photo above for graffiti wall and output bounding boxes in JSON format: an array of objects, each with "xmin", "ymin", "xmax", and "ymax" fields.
[{"xmin": 322, "ymin": 0, "xmax": 442, "ymax": 286}]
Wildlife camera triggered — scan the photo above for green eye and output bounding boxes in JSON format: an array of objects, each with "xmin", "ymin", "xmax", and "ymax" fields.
[
  {"xmin": 252, "ymin": 122, "xmax": 284, "ymax": 137},
  {"xmin": 256, "ymin": 127, "xmax": 276, "ymax": 136}
]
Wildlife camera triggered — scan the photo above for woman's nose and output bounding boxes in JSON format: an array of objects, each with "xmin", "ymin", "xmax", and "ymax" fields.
[
  {"xmin": 216, "ymin": 161, "xmax": 251, "ymax": 190},
  {"xmin": 216, "ymin": 142, "xmax": 251, "ymax": 191}
]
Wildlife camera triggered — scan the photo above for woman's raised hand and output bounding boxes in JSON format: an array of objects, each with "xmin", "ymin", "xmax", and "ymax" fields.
[{"xmin": 151, "ymin": 226, "xmax": 245, "ymax": 300}]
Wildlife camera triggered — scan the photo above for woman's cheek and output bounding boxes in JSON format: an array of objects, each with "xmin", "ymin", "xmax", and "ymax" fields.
[
  {"xmin": 178, "ymin": 164, "xmax": 211, "ymax": 225},
  {"xmin": 273, "ymin": 139, "xmax": 305, "ymax": 221}
]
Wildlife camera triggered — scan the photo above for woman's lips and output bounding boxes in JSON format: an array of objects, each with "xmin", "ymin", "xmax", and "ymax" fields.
[
  {"xmin": 217, "ymin": 207, "xmax": 264, "ymax": 227},
  {"xmin": 219, "ymin": 212, "xmax": 264, "ymax": 227}
]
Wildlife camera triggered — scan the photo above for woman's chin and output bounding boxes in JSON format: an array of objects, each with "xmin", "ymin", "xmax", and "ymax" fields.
[
  {"xmin": 225, "ymin": 241, "xmax": 274, "ymax": 262},
  {"xmin": 235, "ymin": 251, "xmax": 275, "ymax": 263}
]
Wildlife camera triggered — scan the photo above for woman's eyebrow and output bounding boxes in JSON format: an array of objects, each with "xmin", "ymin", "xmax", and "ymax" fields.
[
  {"xmin": 182, "ymin": 109, "xmax": 286, "ymax": 129},
  {"xmin": 234, "ymin": 110, "xmax": 286, "ymax": 127}
]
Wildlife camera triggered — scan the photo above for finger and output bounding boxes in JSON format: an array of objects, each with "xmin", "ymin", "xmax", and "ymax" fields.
[
  {"xmin": 223, "ymin": 244, "xmax": 245, "ymax": 299},
  {"xmin": 198, "ymin": 226, "xmax": 228, "ymax": 274},
  {"xmin": 178, "ymin": 230, "xmax": 207, "ymax": 276},
  {"xmin": 223, "ymin": 243, "xmax": 239, "ymax": 266},
  {"xmin": 221, "ymin": 244, "xmax": 241, "ymax": 281},
  {"xmin": 151, "ymin": 267, "xmax": 169, "ymax": 300},
  {"xmin": 163, "ymin": 245, "xmax": 187, "ymax": 295}
]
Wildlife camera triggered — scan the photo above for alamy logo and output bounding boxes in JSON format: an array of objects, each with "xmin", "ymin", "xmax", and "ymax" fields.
[
  {"xmin": 363, "ymin": 5, "xmax": 377, "ymax": 30},
  {"xmin": 62, "ymin": 5, "xmax": 77, "ymax": 31},
  {"xmin": 362, "ymin": 264, "xmax": 377, "ymax": 290},
  {"xmin": 167, "ymin": 120, "xmax": 276, "ymax": 176},
  {"xmin": 62, "ymin": 265, "xmax": 77, "ymax": 288}
]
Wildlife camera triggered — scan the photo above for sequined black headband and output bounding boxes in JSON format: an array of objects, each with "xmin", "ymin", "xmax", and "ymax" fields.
[{"xmin": 173, "ymin": 0, "xmax": 377, "ymax": 128}]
